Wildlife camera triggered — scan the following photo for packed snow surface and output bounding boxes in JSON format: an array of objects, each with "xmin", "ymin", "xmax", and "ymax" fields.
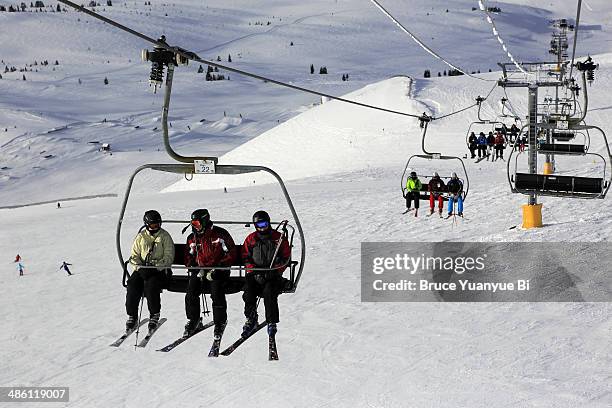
[{"xmin": 0, "ymin": 1, "xmax": 611, "ymax": 407}]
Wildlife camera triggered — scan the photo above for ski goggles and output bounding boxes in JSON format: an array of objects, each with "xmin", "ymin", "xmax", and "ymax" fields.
[
  {"xmin": 254, "ymin": 220, "xmax": 270, "ymax": 229},
  {"xmin": 146, "ymin": 222, "xmax": 161, "ymax": 230},
  {"xmin": 191, "ymin": 219, "xmax": 202, "ymax": 229}
]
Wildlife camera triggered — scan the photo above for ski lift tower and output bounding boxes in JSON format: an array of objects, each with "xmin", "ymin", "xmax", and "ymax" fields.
[
  {"xmin": 498, "ymin": 61, "xmax": 568, "ymax": 228},
  {"xmin": 545, "ymin": 19, "xmax": 575, "ymax": 174}
]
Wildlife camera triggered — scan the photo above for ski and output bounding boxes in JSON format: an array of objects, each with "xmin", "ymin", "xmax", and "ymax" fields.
[
  {"xmin": 208, "ymin": 324, "xmax": 227, "ymax": 358},
  {"xmin": 401, "ymin": 208, "xmax": 414, "ymax": 214},
  {"xmin": 156, "ymin": 320, "xmax": 215, "ymax": 352},
  {"xmin": 268, "ymin": 334, "xmax": 279, "ymax": 361},
  {"xmin": 220, "ymin": 322, "xmax": 266, "ymax": 356},
  {"xmin": 136, "ymin": 318, "xmax": 167, "ymax": 348},
  {"xmin": 110, "ymin": 318, "xmax": 149, "ymax": 347}
]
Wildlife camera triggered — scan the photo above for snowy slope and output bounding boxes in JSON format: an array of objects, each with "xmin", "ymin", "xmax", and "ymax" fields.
[{"xmin": 1, "ymin": 1, "xmax": 611, "ymax": 407}]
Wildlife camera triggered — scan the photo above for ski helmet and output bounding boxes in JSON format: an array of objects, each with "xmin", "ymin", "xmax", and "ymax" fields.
[
  {"xmin": 451, "ymin": 172, "xmax": 458, "ymax": 179},
  {"xmin": 410, "ymin": 171, "xmax": 417, "ymax": 179},
  {"xmin": 433, "ymin": 172, "xmax": 439, "ymax": 178},
  {"xmin": 252, "ymin": 210, "xmax": 271, "ymax": 231},
  {"xmin": 143, "ymin": 210, "xmax": 162, "ymax": 233},
  {"xmin": 190, "ymin": 209, "xmax": 211, "ymax": 232}
]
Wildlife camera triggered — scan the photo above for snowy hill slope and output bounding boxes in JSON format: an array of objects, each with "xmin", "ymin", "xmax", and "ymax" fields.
[{"xmin": 0, "ymin": 1, "xmax": 612, "ymax": 407}]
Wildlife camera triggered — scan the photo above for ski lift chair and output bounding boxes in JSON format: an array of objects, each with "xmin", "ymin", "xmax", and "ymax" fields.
[
  {"xmin": 403, "ymin": 116, "xmax": 469, "ymax": 202},
  {"xmin": 401, "ymin": 154, "xmax": 469, "ymax": 202},
  {"xmin": 507, "ymin": 124, "xmax": 612, "ymax": 199},
  {"xmin": 116, "ymin": 163, "xmax": 305, "ymax": 294}
]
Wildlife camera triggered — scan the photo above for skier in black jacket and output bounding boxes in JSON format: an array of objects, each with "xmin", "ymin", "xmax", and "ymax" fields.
[{"xmin": 468, "ymin": 132, "xmax": 477, "ymax": 159}]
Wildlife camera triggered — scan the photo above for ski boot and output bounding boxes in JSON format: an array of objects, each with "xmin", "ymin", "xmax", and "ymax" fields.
[
  {"xmin": 125, "ymin": 315, "xmax": 137, "ymax": 332},
  {"xmin": 267, "ymin": 323, "xmax": 277, "ymax": 337},
  {"xmin": 213, "ymin": 321, "xmax": 227, "ymax": 341},
  {"xmin": 183, "ymin": 318, "xmax": 202, "ymax": 337},
  {"xmin": 148, "ymin": 313, "xmax": 160, "ymax": 331},
  {"xmin": 241, "ymin": 314, "xmax": 259, "ymax": 338}
]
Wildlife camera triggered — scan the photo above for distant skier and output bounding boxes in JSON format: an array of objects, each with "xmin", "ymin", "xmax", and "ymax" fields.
[
  {"xmin": 510, "ymin": 123, "xmax": 519, "ymax": 143},
  {"xmin": 241, "ymin": 211, "xmax": 291, "ymax": 338},
  {"xmin": 125, "ymin": 210, "xmax": 175, "ymax": 333},
  {"xmin": 57, "ymin": 202, "xmax": 61, "ymax": 209},
  {"xmin": 446, "ymin": 172, "xmax": 464, "ymax": 217},
  {"xmin": 403, "ymin": 171, "xmax": 422, "ymax": 217},
  {"xmin": 427, "ymin": 172, "xmax": 446, "ymax": 216},
  {"xmin": 59, "ymin": 261, "xmax": 73, "ymax": 276},
  {"xmin": 494, "ymin": 132, "xmax": 506, "ymax": 161},
  {"xmin": 183, "ymin": 209, "xmax": 237, "ymax": 339},
  {"xmin": 477, "ymin": 132, "xmax": 487, "ymax": 159},
  {"xmin": 519, "ymin": 135, "xmax": 527, "ymax": 152},
  {"xmin": 468, "ymin": 132, "xmax": 477, "ymax": 159},
  {"xmin": 14, "ymin": 254, "xmax": 24, "ymax": 276},
  {"xmin": 486, "ymin": 131, "xmax": 496, "ymax": 161}
]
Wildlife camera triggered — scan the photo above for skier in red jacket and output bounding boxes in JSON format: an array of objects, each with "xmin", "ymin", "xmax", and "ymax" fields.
[
  {"xmin": 241, "ymin": 210, "xmax": 291, "ymax": 338},
  {"xmin": 183, "ymin": 209, "xmax": 237, "ymax": 339},
  {"xmin": 494, "ymin": 132, "xmax": 506, "ymax": 161}
]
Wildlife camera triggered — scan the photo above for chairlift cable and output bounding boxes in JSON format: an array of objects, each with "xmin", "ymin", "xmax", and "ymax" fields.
[
  {"xmin": 436, "ymin": 81, "xmax": 497, "ymax": 121},
  {"xmin": 57, "ymin": 0, "xmax": 496, "ymax": 123},
  {"xmin": 369, "ymin": 0, "xmax": 496, "ymax": 82},
  {"xmin": 568, "ymin": 0, "xmax": 583, "ymax": 81},
  {"xmin": 502, "ymin": 87, "xmax": 523, "ymax": 119},
  {"xmin": 478, "ymin": 0, "xmax": 530, "ymax": 75},
  {"xmin": 57, "ymin": 0, "xmax": 426, "ymax": 119}
]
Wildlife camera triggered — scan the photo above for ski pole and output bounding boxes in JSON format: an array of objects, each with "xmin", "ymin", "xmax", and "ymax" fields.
[
  {"xmin": 201, "ymin": 291, "xmax": 210, "ymax": 317},
  {"xmin": 134, "ymin": 294, "xmax": 145, "ymax": 349}
]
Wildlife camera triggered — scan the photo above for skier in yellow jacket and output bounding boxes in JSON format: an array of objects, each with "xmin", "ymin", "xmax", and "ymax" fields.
[
  {"xmin": 125, "ymin": 210, "xmax": 175, "ymax": 333},
  {"xmin": 403, "ymin": 171, "xmax": 422, "ymax": 217}
]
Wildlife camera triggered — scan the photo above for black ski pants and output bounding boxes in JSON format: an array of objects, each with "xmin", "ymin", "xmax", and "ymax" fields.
[
  {"xmin": 405, "ymin": 191, "xmax": 420, "ymax": 209},
  {"xmin": 469, "ymin": 145, "xmax": 477, "ymax": 158},
  {"xmin": 185, "ymin": 270, "xmax": 229, "ymax": 325},
  {"xmin": 495, "ymin": 145, "xmax": 504, "ymax": 159},
  {"xmin": 125, "ymin": 268, "xmax": 163, "ymax": 317},
  {"xmin": 243, "ymin": 274, "xmax": 283, "ymax": 324},
  {"xmin": 477, "ymin": 145, "xmax": 486, "ymax": 158}
]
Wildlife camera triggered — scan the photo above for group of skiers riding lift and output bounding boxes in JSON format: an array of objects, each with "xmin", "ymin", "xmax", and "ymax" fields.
[
  {"xmin": 467, "ymin": 123, "xmax": 525, "ymax": 161},
  {"xmin": 125, "ymin": 208, "xmax": 290, "ymax": 343},
  {"xmin": 404, "ymin": 171, "xmax": 464, "ymax": 218}
]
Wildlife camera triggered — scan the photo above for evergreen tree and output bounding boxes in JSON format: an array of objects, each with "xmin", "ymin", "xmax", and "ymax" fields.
[
  {"xmin": 197, "ymin": 65, "xmax": 204, "ymax": 73},
  {"xmin": 424, "ymin": 69, "xmax": 431, "ymax": 78},
  {"xmin": 310, "ymin": 64, "xmax": 314, "ymax": 74},
  {"xmin": 103, "ymin": 77, "xmax": 109, "ymax": 85},
  {"xmin": 228, "ymin": 54, "xmax": 232, "ymax": 62},
  {"xmin": 22, "ymin": 74, "xmax": 26, "ymax": 81}
]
